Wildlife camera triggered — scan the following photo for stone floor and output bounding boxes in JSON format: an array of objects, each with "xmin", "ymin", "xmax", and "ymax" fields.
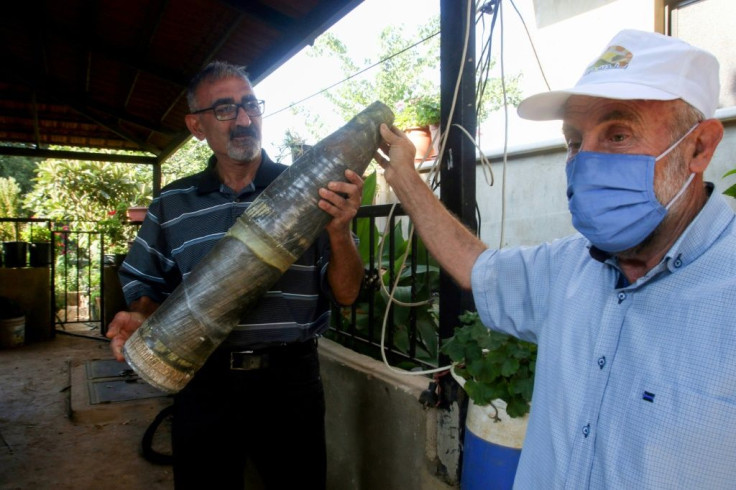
[{"xmin": 0, "ymin": 327, "xmax": 174, "ymax": 490}]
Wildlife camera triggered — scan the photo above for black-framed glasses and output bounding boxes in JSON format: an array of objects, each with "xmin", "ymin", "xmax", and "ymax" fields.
[{"xmin": 191, "ymin": 100, "xmax": 265, "ymax": 121}]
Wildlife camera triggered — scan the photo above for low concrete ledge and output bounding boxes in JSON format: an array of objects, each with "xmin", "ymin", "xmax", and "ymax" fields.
[{"xmin": 319, "ymin": 338, "xmax": 458, "ymax": 490}]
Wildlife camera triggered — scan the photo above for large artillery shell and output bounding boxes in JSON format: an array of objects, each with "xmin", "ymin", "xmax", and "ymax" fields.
[{"xmin": 123, "ymin": 101, "xmax": 394, "ymax": 393}]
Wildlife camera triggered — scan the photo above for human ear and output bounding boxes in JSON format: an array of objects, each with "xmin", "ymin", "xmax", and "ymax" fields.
[
  {"xmin": 185, "ymin": 114, "xmax": 206, "ymax": 141},
  {"xmin": 688, "ymin": 119, "xmax": 724, "ymax": 173}
]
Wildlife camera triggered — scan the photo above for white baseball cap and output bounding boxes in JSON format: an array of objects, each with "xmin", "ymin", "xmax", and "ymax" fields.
[{"xmin": 517, "ymin": 29, "xmax": 720, "ymax": 120}]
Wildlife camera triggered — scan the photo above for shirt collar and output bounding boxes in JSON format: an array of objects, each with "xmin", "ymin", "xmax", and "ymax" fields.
[
  {"xmin": 590, "ymin": 182, "xmax": 735, "ymax": 284},
  {"xmin": 662, "ymin": 182, "xmax": 734, "ymax": 271},
  {"xmin": 196, "ymin": 150, "xmax": 282, "ymax": 196}
]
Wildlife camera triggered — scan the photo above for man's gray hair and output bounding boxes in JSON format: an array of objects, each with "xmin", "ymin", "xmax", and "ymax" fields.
[{"xmin": 187, "ymin": 61, "xmax": 251, "ymax": 112}]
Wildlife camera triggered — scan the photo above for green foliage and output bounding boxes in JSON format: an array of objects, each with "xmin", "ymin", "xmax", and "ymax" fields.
[
  {"xmin": 442, "ymin": 311, "xmax": 536, "ymax": 418},
  {"xmin": 0, "ymin": 177, "xmax": 23, "ymax": 241},
  {"xmin": 295, "ymin": 16, "xmax": 521, "ymax": 141},
  {"xmin": 723, "ymin": 168, "xmax": 736, "ymax": 199},
  {"xmin": 98, "ymin": 202, "xmax": 137, "ymax": 254},
  {"xmin": 274, "ymin": 130, "xmax": 310, "ymax": 163},
  {"xmin": 0, "ymin": 153, "xmax": 40, "ymax": 195},
  {"xmin": 394, "ymin": 94, "xmax": 441, "ymax": 130},
  {"xmin": 23, "ymin": 158, "xmax": 150, "ymax": 224},
  {"xmin": 299, "ymin": 18, "xmax": 441, "ymax": 139},
  {"xmin": 161, "ymin": 138, "xmax": 211, "ymax": 186},
  {"xmin": 21, "ymin": 223, "xmax": 52, "ymax": 243},
  {"xmin": 335, "ymin": 171, "xmax": 441, "ymax": 366}
]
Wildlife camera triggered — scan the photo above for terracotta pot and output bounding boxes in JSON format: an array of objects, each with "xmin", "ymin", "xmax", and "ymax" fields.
[
  {"xmin": 126, "ymin": 206, "xmax": 148, "ymax": 223},
  {"xmin": 404, "ymin": 126, "xmax": 437, "ymax": 163}
]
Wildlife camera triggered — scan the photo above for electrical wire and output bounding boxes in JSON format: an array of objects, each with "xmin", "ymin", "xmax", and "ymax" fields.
[
  {"xmin": 264, "ymin": 30, "xmax": 441, "ymax": 120},
  {"xmin": 509, "ymin": 0, "xmax": 551, "ymax": 91},
  {"xmin": 498, "ymin": 0, "xmax": 510, "ymax": 248}
]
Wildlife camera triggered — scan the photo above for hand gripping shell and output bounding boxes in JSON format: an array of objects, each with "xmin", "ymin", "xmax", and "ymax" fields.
[{"xmin": 123, "ymin": 101, "xmax": 394, "ymax": 393}]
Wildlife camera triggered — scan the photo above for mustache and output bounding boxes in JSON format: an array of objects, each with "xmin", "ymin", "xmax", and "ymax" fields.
[{"xmin": 230, "ymin": 126, "xmax": 257, "ymax": 139}]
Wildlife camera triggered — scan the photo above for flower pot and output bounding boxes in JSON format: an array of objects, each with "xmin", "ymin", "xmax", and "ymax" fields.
[
  {"xmin": 0, "ymin": 315, "xmax": 25, "ymax": 348},
  {"xmin": 2, "ymin": 242, "xmax": 28, "ymax": 268},
  {"xmin": 29, "ymin": 242, "xmax": 52, "ymax": 267},
  {"xmin": 452, "ymin": 367, "xmax": 528, "ymax": 490},
  {"xmin": 404, "ymin": 126, "xmax": 438, "ymax": 163},
  {"xmin": 126, "ymin": 206, "xmax": 148, "ymax": 223}
]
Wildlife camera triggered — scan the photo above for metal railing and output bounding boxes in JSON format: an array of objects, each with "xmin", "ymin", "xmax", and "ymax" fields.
[
  {"xmin": 0, "ymin": 218, "xmax": 134, "ymax": 336},
  {"xmin": 4, "ymin": 208, "xmax": 452, "ymax": 368},
  {"xmin": 327, "ymin": 203, "xmax": 449, "ymax": 370}
]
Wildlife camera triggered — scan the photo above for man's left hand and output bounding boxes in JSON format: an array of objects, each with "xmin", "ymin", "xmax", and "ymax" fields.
[{"xmin": 319, "ymin": 169, "xmax": 363, "ymax": 233}]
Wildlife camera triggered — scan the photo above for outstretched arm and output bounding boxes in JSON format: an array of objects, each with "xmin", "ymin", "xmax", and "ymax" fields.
[{"xmin": 375, "ymin": 124, "xmax": 487, "ymax": 290}]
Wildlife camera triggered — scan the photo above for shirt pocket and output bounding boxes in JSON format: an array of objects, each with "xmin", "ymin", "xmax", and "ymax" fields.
[{"xmin": 613, "ymin": 380, "xmax": 736, "ymax": 489}]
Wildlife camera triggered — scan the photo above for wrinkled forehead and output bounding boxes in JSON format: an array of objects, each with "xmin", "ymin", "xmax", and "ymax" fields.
[
  {"xmin": 196, "ymin": 76, "xmax": 256, "ymax": 105},
  {"xmin": 562, "ymin": 96, "xmax": 678, "ymax": 128}
]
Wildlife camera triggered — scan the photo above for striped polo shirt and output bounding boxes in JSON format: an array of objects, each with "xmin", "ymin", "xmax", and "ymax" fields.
[{"xmin": 119, "ymin": 151, "xmax": 335, "ymax": 349}]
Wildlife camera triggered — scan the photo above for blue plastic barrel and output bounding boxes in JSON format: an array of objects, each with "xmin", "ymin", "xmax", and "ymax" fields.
[{"xmin": 453, "ymin": 368, "xmax": 528, "ymax": 490}]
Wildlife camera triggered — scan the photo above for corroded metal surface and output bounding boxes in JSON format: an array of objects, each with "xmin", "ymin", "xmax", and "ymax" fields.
[{"xmin": 124, "ymin": 101, "xmax": 394, "ymax": 393}]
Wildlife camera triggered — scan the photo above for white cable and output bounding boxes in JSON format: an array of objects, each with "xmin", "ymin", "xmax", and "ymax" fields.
[
  {"xmin": 498, "ymin": 0, "xmax": 509, "ymax": 248},
  {"xmin": 451, "ymin": 123, "xmax": 494, "ymax": 186},
  {"xmin": 377, "ymin": 0, "xmax": 476, "ymax": 377}
]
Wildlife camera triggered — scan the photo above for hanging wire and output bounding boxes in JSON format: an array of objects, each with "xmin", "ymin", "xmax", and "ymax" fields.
[
  {"xmin": 498, "ymin": 0, "xmax": 510, "ymax": 248},
  {"xmin": 509, "ymin": 0, "xmax": 551, "ymax": 91},
  {"xmin": 264, "ymin": 30, "xmax": 440, "ymax": 119}
]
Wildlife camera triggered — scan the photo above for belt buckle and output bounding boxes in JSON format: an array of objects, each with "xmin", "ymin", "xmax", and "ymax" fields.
[{"xmin": 229, "ymin": 350, "xmax": 267, "ymax": 370}]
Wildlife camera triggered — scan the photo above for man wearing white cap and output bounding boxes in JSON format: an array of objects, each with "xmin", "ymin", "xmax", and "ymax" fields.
[{"xmin": 376, "ymin": 30, "xmax": 735, "ymax": 488}]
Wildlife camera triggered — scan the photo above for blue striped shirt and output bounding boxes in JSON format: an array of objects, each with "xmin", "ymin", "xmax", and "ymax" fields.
[
  {"xmin": 119, "ymin": 151, "xmax": 334, "ymax": 348},
  {"xmin": 472, "ymin": 185, "xmax": 736, "ymax": 489}
]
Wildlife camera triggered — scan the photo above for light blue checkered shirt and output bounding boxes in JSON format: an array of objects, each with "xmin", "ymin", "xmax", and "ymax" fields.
[{"xmin": 472, "ymin": 186, "xmax": 736, "ymax": 489}]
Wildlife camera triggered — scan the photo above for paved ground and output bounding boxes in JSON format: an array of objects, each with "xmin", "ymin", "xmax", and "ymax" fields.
[{"xmin": 0, "ymin": 330, "xmax": 174, "ymax": 490}]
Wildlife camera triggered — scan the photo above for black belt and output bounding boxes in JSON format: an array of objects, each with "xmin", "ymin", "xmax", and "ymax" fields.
[{"xmin": 213, "ymin": 339, "xmax": 318, "ymax": 371}]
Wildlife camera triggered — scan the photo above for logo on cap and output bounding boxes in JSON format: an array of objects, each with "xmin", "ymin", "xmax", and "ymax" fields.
[{"xmin": 583, "ymin": 45, "xmax": 633, "ymax": 76}]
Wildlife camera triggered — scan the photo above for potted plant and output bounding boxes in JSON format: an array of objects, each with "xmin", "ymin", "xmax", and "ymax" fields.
[
  {"xmin": 2, "ymin": 221, "xmax": 29, "ymax": 268},
  {"xmin": 126, "ymin": 206, "xmax": 147, "ymax": 223},
  {"xmin": 23, "ymin": 224, "xmax": 54, "ymax": 267},
  {"xmin": 394, "ymin": 94, "xmax": 440, "ymax": 163},
  {"xmin": 126, "ymin": 182, "xmax": 153, "ymax": 223},
  {"xmin": 394, "ymin": 94, "xmax": 441, "ymax": 130},
  {"xmin": 99, "ymin": 202, "xmax": 135, "ymax": 265},
  {"xmin": 441, "ymin": 310, "xmax": 536, "ymax": 489}
]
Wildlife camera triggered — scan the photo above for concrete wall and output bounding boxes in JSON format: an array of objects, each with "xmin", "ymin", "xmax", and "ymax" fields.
[
  {"xmin": 0, "ymin": 266, "xmax": 52, "ymax": 343},
  {"xmin": 319, "ymin": 338, "xmax": 458, "ymax": 490}
]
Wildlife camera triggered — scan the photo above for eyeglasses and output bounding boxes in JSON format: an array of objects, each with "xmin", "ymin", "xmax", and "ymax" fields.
[{"xmin": 191, "ymin": 100, "xmax": 265, "ymax": 121}]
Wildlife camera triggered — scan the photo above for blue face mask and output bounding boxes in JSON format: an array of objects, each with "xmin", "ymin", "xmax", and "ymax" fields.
[{"xmin": 566, "ymin": 124, "xmax": 698, "ymax": 253}]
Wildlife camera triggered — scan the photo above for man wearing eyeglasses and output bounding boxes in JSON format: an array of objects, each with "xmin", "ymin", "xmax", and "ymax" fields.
[{"xmin": 106, "ymin": 60, "xmax": 364, "ymax": 489}]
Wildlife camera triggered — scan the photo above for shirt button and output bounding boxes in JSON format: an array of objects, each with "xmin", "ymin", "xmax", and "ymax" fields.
[
  {"xmin": 597, "ymin": 356, "xmax": 606, "ymax": 369},
  {"xmin": 673, "ymin": 258, "xmax": 683, "ymax": 268},
  {"xmin": 582, "ymin": 424, "xmax": 591, "ymax": 438},
  {"xmin": 617, "ymin": 292, "xmax": 626, "ymax": 303}
]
